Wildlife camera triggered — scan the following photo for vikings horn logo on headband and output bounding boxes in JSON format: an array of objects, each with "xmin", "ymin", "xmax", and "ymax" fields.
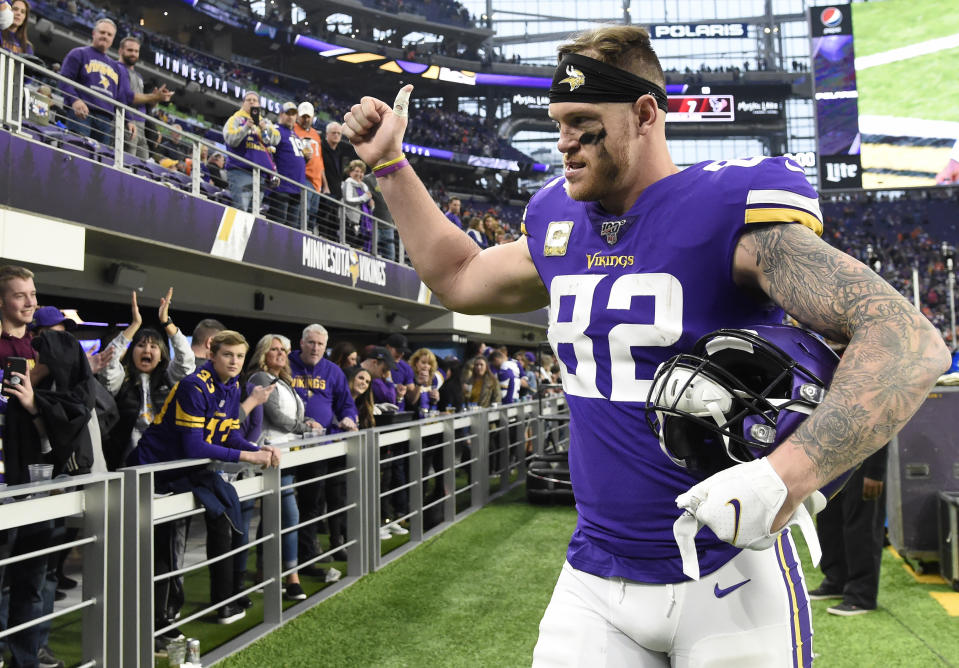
[{"xmin": 559, "ymin": 66, "xmax": 585, "ymax": 92}]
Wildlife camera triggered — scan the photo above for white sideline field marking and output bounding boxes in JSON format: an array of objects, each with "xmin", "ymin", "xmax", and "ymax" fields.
[
  {"xmin": 856, "ymin": 32, "xmax": 959, "ymax": 70},
  {"xmin": 859, "ymin": 115, "xmax": 959, "ymax": 140}
]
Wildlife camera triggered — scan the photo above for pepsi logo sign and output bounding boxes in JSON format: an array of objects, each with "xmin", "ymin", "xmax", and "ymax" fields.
[{"xmin": 820, "ymin": 7, "xmax": 843, "ymax": 28}]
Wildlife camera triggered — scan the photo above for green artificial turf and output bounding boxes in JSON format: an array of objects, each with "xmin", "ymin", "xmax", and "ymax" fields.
[
  {"xmin": 852, "ymin": 0, "xmax": 959, "ymax": 123},
  {"xmin": 219, "ymin": 486, "xmax": 571, "ymax": 668},
  {"xmin": 43, "ymin": 485, "xmax": 959, "ymax": 667},
  {"xmin": 856, "ymin": 49, "xmax": 959, "ymax": 123},
  {"xmin": 852, "ymin": 0, "xmax": 959, "ymax": 58},
  {"xmin": 218, "ymin": 484, "xmax": 959, "ymax": 668}
]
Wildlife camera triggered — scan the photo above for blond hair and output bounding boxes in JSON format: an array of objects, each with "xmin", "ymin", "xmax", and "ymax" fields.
[
  {"xmin": 409, "ymin": 347, "xmax": 438, "ymax": 379},
  {"xmin": 557, "ymin": 25, "xmax": 665, "ymax": 88},
  {"xmin": 210, "ymin": 329, "xmax": 248, "ymax": 354},
  {"xmin": 247, "ymin": 334, "xmax": 293, "ymax": 386},
  {"xmin": 0, "ymin": 265, "xmax": 34, "ymax": 297}
]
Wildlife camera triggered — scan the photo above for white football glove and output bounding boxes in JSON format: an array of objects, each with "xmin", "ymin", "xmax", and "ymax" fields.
[{"xmin": 673, "ymin": 458, "xmax": 824, "ymax": 580}]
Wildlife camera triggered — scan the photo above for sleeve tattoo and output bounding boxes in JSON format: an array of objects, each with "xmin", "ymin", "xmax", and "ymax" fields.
[{"xmin": 739, "ymin": 224, "xmax": 950, "ymax": 481}]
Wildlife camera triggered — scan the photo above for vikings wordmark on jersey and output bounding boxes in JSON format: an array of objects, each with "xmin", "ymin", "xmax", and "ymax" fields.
[{"xmin": 521, "ymin": 156, "xmax": 822, "ymax": 583}]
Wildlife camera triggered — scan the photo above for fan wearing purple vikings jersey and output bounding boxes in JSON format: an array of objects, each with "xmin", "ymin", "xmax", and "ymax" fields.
[
  {"xmin": 60, "ymin": 18, "xmax": 134, "ymax": 146},
  {"xmin": 341, "ymin": 24, "xmax": 949, "ymax": 667}
]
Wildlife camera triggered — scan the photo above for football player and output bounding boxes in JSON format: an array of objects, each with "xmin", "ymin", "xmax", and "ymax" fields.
[{"xmin": 342, "ymin": 25, "xmax": 949, "ymax": 667}]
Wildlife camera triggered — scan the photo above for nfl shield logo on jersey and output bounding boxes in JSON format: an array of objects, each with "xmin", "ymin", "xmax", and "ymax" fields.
[{"xmin": 600, "ymin": 219, "xmax": 626, "ymax": 246}]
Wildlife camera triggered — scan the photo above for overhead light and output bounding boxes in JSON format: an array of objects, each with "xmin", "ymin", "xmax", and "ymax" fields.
[{"xmin": 163, "ymin": 11, "xmax": 168, "ymax": 16}]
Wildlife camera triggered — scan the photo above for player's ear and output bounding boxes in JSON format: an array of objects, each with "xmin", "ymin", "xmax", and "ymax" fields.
[{"xmin": 633, "ymin": 95, "xmax": 658, "ymax": 135}]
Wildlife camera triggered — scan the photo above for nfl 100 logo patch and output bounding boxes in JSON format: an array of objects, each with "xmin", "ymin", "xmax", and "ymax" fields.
[
  {"xmin": 600, "ymin": 219, "xmax": 626, "ymax": 245},
  {"xmin": 544, "ymin": 220, "xmax": 574, "ymax": 256}
]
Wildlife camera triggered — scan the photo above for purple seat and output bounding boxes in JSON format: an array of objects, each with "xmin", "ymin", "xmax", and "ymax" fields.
[
  {"xmin": 130, "ymin": 160, "xmax": 166, "ymax": 180},
  {"xmin": 35, "ymin": 126, "xmax": 68, "ymax": 145},
  {"xmin": 60, "ymin": 137, "xmax": 96, "ymax": 160},
  {"xmin": 161, "ymin": 170, "xmax": 192, "ymax": 190}
]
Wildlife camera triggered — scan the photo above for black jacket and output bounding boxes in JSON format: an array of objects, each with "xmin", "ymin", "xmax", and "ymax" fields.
[{"xmin": 4, "ymin": 330, "xmax": 96, "ymax": 482}]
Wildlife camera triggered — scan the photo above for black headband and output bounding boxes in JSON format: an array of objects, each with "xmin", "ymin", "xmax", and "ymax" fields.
[{"xmin": 549, "ymin": 53, "xmax": 669, "ymax": 112}]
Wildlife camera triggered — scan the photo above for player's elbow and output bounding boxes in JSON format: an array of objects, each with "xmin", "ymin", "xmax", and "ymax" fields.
[{"xmin": 925, "ymin": 327, "xmax": 953, "ymax": 379}]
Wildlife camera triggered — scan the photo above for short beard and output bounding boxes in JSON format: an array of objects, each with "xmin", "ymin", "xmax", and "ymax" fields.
[{"xmin": 565, "ymin": 141, "xmax": 622, "ymax": 203}]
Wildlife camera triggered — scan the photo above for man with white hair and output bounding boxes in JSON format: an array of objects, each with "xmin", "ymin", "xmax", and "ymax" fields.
[
  {"xmin": 288, "ymin": 324, "xmax": 357, "ymax": 576},
  {"xmin": 60, "ymin": 18, "xmax": 134, "ymax": 146},
  {"xmin": 320, "ymin": 121, "xmax": 355, "ymax": 238}
]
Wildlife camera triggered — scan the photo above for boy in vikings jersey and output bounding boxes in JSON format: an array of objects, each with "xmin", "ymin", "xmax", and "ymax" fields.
[{"xmin": 341, "ymin": 24, "xmax": 948, "ymax": 667}]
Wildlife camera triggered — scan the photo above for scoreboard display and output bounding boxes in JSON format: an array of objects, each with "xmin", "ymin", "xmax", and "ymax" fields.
[{"xmin": 666, "ymin": 94, "xmax": 735, "ymax": 122}]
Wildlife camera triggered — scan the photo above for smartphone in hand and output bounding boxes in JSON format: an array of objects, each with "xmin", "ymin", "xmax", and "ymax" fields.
[{"xmin": 2, "ymin": 356, "xmax": 28, "ymax": 397}]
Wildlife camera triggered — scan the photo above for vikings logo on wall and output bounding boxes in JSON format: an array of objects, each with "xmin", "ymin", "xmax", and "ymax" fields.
[
  {"xmin": 600, "ymin": 219, "xmax": 626, "ymax": 245},
  {"xmin": 348, "ymin": 250, "xmax": 361, "ymax": 287},
  {"xmin": 559, "ymin": 66, "xmax": 585, "ymax": 92}
]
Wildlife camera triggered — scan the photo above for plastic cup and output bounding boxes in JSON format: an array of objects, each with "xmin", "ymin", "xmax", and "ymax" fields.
[
  {"xmin": 28, "ymin": 464, "xmax": 54, "ymax": 482},
  {"xmin": 166, "ymin": 638, "xmax": 187, "ymax": 667}
]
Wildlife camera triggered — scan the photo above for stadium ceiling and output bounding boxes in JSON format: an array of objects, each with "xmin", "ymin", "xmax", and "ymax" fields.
[
  {"xmin": 297, "ymin": 0, "xmax": 493, "ymax": 46},
  {"xmin": 489, "ymin": 13, "xmax": 807, "ymax": 46}
]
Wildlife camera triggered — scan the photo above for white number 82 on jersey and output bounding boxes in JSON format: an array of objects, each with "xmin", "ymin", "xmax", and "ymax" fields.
[{"xmin": 547, "ymin": 273, "xmax": 684, "ymax": 402}]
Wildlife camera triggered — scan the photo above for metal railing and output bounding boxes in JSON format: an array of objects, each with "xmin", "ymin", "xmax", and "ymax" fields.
[
  {"xmin": 0, "ymin": 472, "xmax": 123, "ymax": 668},
  {"xmin": 115, "ymin": 396, "xmax": 566, "ymax": 665},
  {"xmin": 0, "ymin": 396, "xmax": 567, "ymax": 666},
  {"xmin": 0, "ymin": 49, "xmax": 406, "ymax": 263}
]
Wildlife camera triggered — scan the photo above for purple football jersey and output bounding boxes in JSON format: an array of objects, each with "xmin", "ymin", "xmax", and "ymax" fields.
[{"xmin": 523, "ymin": 156, "xmax": 822, "ymax": 583}]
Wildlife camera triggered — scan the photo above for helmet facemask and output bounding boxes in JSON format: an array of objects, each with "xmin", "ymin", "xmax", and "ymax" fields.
[{"xmin": 646, "ymin": 327, "xmax": 837, "ymax": 480}]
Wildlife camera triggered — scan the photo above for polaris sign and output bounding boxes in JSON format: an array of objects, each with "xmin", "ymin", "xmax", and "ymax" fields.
[{"xmin": 652, "ymin": 23, "xmax": 747, "ymax": 39}]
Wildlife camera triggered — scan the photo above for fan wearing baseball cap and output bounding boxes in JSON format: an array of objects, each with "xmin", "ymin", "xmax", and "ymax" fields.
[
  {"xmin": 293, "ymin": 100, "xmax": 327, "ymax": 233},
  {"xmin": 30, "ymin": 305, "xmax": 77, "ymax": 332},
  {"xmin": 270, "ymin": 102, "xmax": 310, "ymax": 228}
]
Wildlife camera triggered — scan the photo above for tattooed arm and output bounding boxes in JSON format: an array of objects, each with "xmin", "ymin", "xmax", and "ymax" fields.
[{"xmin": 733, "ymin": 223, "xmax": 951, "ymax": 529}]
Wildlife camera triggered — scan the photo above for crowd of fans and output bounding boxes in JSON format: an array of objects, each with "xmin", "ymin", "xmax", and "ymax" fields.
[
  {"xmin": 821, "ymin": 188, "xmax": 959, "ymax": 345},
  {"xmin": 0, "ymin": 264, "xmax": 559, "ymax": 665},
  {"xmin": 28, "ymin": 0, "xmax": 522, "ymax": 160},
  {"xmin": 11, "ymin": 9, "xmax": 527, "ymax": 258}
]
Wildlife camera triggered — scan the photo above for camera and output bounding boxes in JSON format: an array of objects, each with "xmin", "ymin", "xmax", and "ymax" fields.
[{"xmin": 250, "ymin": 106, "xmax": 261, "ymax": 124}]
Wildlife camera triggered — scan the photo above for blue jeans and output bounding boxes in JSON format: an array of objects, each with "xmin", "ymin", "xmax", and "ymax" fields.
[
  {"xmin": 306, "ymin": 190, "xmax": 321, "ymax": 233},
  {"xmin": 67, "ymin": 107, "xmax": 114, "ymax": 146},
  {"xmin": 271, "ymin": 191, "xmax": 302, "ymax": 229},
  {"xmin": 227, "ymin": 169, "xmax": 254, "ymax": 213},
  {"xmin": 378, "ymin": 226, "xmax": 397, "ymax": 261},
  {"xmin": 252, "ymin": 474, "xmax": 299, "ymax": 571},
  {"xmin": 2, "ymin": 523, "xmax": 51, "ymax": 667}
]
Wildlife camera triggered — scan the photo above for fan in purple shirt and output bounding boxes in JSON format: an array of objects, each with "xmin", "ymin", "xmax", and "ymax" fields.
[{"xmin": 60, "ymin": 18, "xmax": 134, "ymax": 146}]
